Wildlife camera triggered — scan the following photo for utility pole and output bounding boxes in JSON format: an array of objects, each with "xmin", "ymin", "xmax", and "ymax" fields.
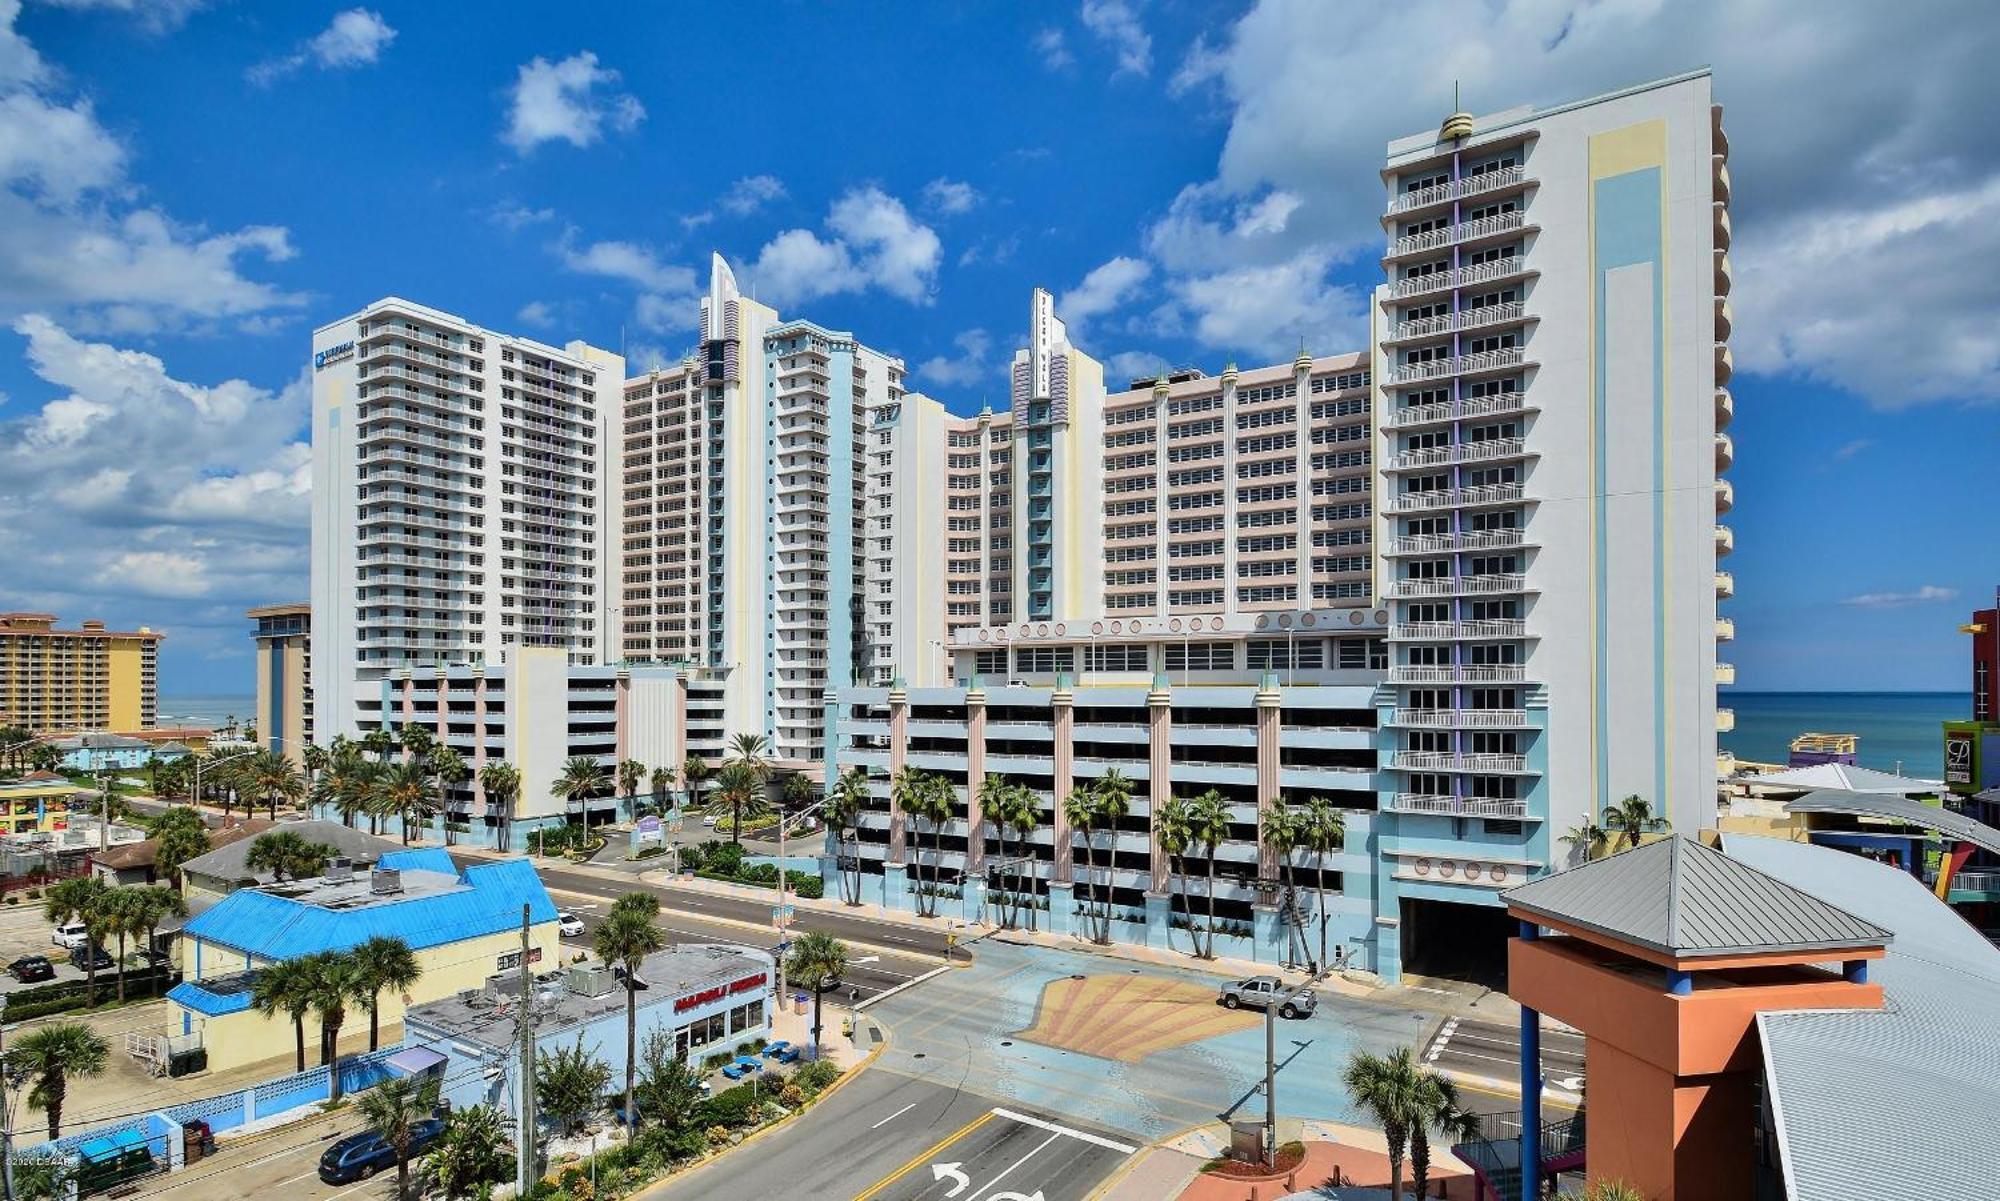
[
  {"xmin": 1264, "ymin": 999, "xmax": 1277, "ymax": 1168},
  {"xmin": 514, "ymin": 903, "xmax": 536, "ymax": 1196},
  {"xmin": 1, "ymin": 993, "xmax": 13, "ymax": 1201},
  {"xmin": 98, "ymin": 769, "xmax": 112, "ymax": 853}
]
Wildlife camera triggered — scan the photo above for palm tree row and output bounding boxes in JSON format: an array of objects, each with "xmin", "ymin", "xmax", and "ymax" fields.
[
  {"xmin": 893, "ymin": 767, "xmax": 958, "ymax": 917},
  {"xmin": 1343, "ymin": 1046, "xmax": 1485, "ymax": 1200},
  {"xmin": 43, "ymin": 876, "xmax": 186, "ymax": 1001},
  {"xmin": 1561, "ymin": 793, "xmax": 1672, "ymax": 866},
  {"xmin": 976, "ymin": 774, "xmax": 1042, "ymax": 931},
  {"xmin": 251, "ymin": 935, "xmax": 421, "ymax": 1099},
  {"xmin": 1064, "ymin": 769, "xmax": 1135, "ymax": 943},
  {"xmin": 1261, "ymin": 797, "xmax": 1348, "ymax": 971}
]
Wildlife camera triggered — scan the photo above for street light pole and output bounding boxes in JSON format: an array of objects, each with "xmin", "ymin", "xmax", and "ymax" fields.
[
  {"xmin": 514, "ymin": 903, "xmax": 537, "ymax": 1196},
  {"xmin": 774, "ymin": 797, "xmax": 827, "ymax": 1011},
  {"xmin": 1264, "ymin": 1000, "xmax": 1278, "ymax": 1168}
]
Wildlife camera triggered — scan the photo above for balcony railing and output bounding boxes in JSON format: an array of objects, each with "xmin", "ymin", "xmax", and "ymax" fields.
[
  {"xmin": 1391, "ymin": 619, "xmax": 1527, "ymax": 641},
  {"xmin": 1392, "ymin": 708, "xmax": 1530, "ymax": 729},
  {"xmin": 1388, "ymin": 347, "xmax": 1528, "ymax": 385},
  {"xmin": 1388, "ymin": 793, "xmax": 1532, "ymax": 819},
  {"xmin": 1388, "ymin": 301, "xmax": 1528, "ymax": 343},
  {"xmin": 1385, "ymin": 529, "xmax": 1525, "ymax": 556},
  {"xmin": 1391, "ymin": 751, "xmax": 1531, "ymax": 773},
  {"xmin": 1388, "ymin": 483, "xmax": 1526, "ymax": 513},
  {"xmin": 1386, "ymin": 165, "xmax": 1528, "ymax": 214},
  {"xmin": 1388, "ymin": 664, "xmax": 1527, "ymax": 684},
  {"xmin": 1388, "ymin": 573, "xmax": 1528, "ymax": 599},
  {"xmin": 1390, "ymin": 210, "xmax": 1528, "ymax": 258},
  {"xmin": 1386, "ymin": 437, "xmax": 1529, "ymax": 471},
  {"xmin": 1389, "ymin": 256, "xmax": 1533, "ymax": 301}
]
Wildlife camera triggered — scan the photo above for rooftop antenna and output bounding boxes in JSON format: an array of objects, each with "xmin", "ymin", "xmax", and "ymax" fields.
[{"xmin": 1442, "ymin": 80, "xmax": 1474, "ymax": 141}]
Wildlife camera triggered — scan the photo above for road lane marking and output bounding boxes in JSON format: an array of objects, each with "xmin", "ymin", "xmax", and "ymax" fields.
[
  {"xmin": 972, "ymin": 1132, "xmax": 1059, "ymax": 1199},
  {"xmin": 989, "ymin": 1108, "xmax": 1138, "ymax": 1154},
  {"xmin": 852, "ymin": 1110, "xmax": 997, "ymax": 1201},
  {"xmin": 871, "ymin": 1101, "xmax": 919, "ymax": 1129}
]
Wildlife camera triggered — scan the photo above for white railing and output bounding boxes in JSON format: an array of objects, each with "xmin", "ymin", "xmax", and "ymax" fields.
[
  {"xmin": 1392, "ymin": 709, "xmax": 1531, "ymax": 729},
  {"xmin": 1389, "ymin": 210, "xmax": 1527, "ymax": 257},
  {"xmin": 1390, "ymin": 256, "xmax": 1531, "ymax": 300},
  {"xmin": 1388, "ymin": 573, "xmax": 1526, "ymax": 599},
  {"xmin": 1388, "ymin": 347, "xmax": 1527, "ymax": 385},
  {"xmin": 1391, "ymin": 751, "xmax": 1530, "ymax": 773},
  {"xmin": 1389, "ymin": 793, "xmax": 1532, "ymax": 818},
  {"xmin": 1386, "ymin": 529, "xmax": 1525, "ymax": 556},
  {"xmin": 1383, "ymin": 392, "xmax": 1530, "ymax": 429},
  {"xmin": 1386, "ymin": 165, "xmax": 1528, "ymax": 214},
  {"xmin": 1389, "ymin": 301, "xmax": 1527, "ymax": 343},
  {"xmin": 1387, "ymin": 437, "xmax": 1528, "ymax": 471},
  {"xmin": 1388, "ymin": 664, "xmax": 1527, "ymax": 684},
  {"xmin": 1391, "ymin": 620, "xmax": 1527, "ymax": 640}
]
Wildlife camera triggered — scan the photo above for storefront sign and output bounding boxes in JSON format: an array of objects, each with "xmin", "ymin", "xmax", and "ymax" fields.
[
  {"xmin": 1945, "ymin": 730, "xmax": 1976, "ymax": 788},
  {"xmin": 674, "ymin": 972, "xmax": 768, "ymax": 1013},
  {"xmin": 634, "ymin": 815, "xmax": 664, "ymax": 846},
  {"xmin": 314, "ymin": 340, "xmax": 354, "ymax": 370}
]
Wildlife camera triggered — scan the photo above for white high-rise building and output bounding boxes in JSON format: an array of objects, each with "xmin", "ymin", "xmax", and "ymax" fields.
[{"xmin": 310, "ymin": 298, "xmax": 623, "ymax": 741}]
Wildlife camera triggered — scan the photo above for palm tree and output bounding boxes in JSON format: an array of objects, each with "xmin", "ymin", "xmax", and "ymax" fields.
[
  {"xmin": 398, "ymin": 722, "xmax": 434, "ymax": 768},
  {"xmin": 245, "ymin": 830, "xmax": 330, "ymax": 882},
  {"xmin": 252, "ymin": 957, "xmax": 318, "ymax": 1073},
  {"xmin": 1410, "ymin": 1069, "xmax": 1484, "ymax": 1199},
  {"xmin": 553, "ymin": 755, "xmax": 611, "ymax": 835},
  {"xmin": 1300, "ymin": 796, "xmax": 1347, "ymax": 970},
  {"xmin": 976, "ymin": 775, "xmax": 1016, "ymax": 926},
  {"xmin": 647, "ymin": 766, "xmax": 673, "ymax": 816},
  {"xmin": 1602, "ymin": 794, "xmax": 1669, "ymax": 852},
  {"xmin": 426, "ymin": 1104, "xmax": 512, "ymax": 1200},
  {"xmin": 1561, "ymin": 818, "xmax": 1609, "ymax": 865},
  {"xmin": 431, "ymin": 746, "xmax": 470, "ymax": 844},
  {"xmin": 1343, "ymin": 1047, "xmax": 1424, "ymax": 1201},
  {"xmin": 1090, "ymin": 770, "xmax": 1134, "ymax": 942},
  {"xmin": 1156, "ymin": 795, "xmax": 1194, "ymax": 955},
  {"xmin": 681, "ymin": 755, "xmax": 712, "ymax": 817},
  {"xmin": 825, "ymin": 766, "xmax": 870, "ymax": 906},
  {"xmin": 142, "ymin": 753, "xmax": 162, "ymax": 796},
  {"xmin": 595, "ymin": 894, "xmax": 665, "ymax": 1129},
  {"xmin": 95, "ymin": 888, "xmax": 143, "ymax": 1003},
  {"xmin": 359, "ymin": 726, "xmax": 398, "ymax": 763},
  {"xmin": 618, "ymin": 758, "xmax": 647, "ymax": 816},
  {"xmin": 785, "ymin": 931, "xmax": 850, "ymax": 1061},
  {"xmin": 7, "ymin": 1022, "xmax": 109, "ymax": 1138},
  {"xmin": 1558, "ymin": 1181, "xmax": 1649, "ymax": 1201},
  {"xmin": 1262, "ymin": 805, "xmax": 1307, "ymax": 969},
  {"xmin": 726, "ymin": 732, "xmax": 770, "ymax": 786},
  {"xmin": 1186, "ymin": 789, "xmax": 1232, "ymax": 958},
  {"xmin": 710, "ymin": 761, "xmax": 766, "ymax": 848},
  {"xmin": 44, "ymin": 877, "xmax": 106, "ymax": 993},
  {"xmin": 246, "ymin": 748, "xmax": 305, "ymax": 820},
  {"xmin": 301, "ymin": 742, "xmax": 330, "ymax": 795},
  {"xmin": 479, "ymin": 760, "xmax": 521, "ymax": 851},
  {"xmin": 354, "ymin": 935, "xmax": 422, "ymax": 1051},
  {"xmin": 909, "ymin": 773, "xmax": 956, "ymax": 918},
  {"xmin": 1005, "ymin": 786, "xmax": 1041, "ymax": 931},
  {"xmin": 1061, "ymin": 785, "xmax": 1097, "ymax": 939},
  {"xmin": 147, "ymin": 806, "xmax": 210, "ymax": 886},
  {"xmin": 382, "ymin": 759, "xmax": 438, "ymax": 846},
  {"xmin": 305, "ymin": 952, "xmax": 368, "ymax": 1101},
  {"xmin": 130, "ymin": 885, "xmax": 184, "ymax": 992},
  {"xmin": 357, "ymin": 1071, "xmax": 441, "ymax": 1200}
]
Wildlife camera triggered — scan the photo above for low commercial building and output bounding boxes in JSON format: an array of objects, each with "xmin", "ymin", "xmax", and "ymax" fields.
[
  {"xmin": 177, "ymin": 819, "xmax": 401, "ymax": 908},
  {"xmin": 47, "ymin": 732, "xmax": 185, "ymax": 773},
  {"xmin": 0, "ymin": 612, "xmax": 162, "ymax": 735},
  {"xmin": 248, "ymin": 603, "xmax": 313, "ymax": 766},
  {"xmin": 401, "ymin": 943, "xmax": 775, "ymax": 1116},
  {"xmin": 91, "ymin": 821, "xmax": 271, "ymax": 887},
  {"xmin": 165, "ymin": 848, "xmax": 559, "ymax": 1071},
  {"xmin": 0, "ymin": 772, "xmax": 82, "ymax": 835}
]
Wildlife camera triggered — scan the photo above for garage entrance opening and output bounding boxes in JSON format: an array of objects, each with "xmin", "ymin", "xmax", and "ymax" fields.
[{"xmin": 1400, "ymin": 897, "xmax": 1514, "ymax": 989}]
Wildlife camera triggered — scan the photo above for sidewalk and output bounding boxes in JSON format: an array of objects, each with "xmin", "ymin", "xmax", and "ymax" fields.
[{"xmin": 1096, "ymin": 1119, "xmax": 1478, "ymax": 1201}]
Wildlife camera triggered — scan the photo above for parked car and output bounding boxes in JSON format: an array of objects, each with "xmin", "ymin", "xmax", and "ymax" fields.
[
  {"xmin": 135, "ymin": 947, "xmax": 174, "ymax": 970},
  {"xmin": 6, "ymin": 955, "xmax": 54, "ymax": 982},
  {"xmin": 51, "ymin": 920, "xmax": 89, "ymax": 950},
  {"xmin": 317, "ymin": 1118, "xmax": 444, "ymax": 1184},
  {"xmin": 1217, "ymin": 975, "xmax": 1317, "ymax": 1019},
  {"xmin": 701, "ymin": 813, "xmax": 720, "ymax": 828},
  {"xmin": 557, "ymin": 911, "xmax": 586, "ymax": 938},
  {"xmin": 69, "ymin": 944, "xmax": 114, "ymax": 973}
]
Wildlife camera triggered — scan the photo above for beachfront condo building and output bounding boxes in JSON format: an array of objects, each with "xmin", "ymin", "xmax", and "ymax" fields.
[
  {"xmin": 247, "ymin": 602, "xmax": 313, "ymax": 766},
  {"xmin": 309, "ymin": 298, "xmax": 624, "ymax": 743},
  {"xmin": 825, "ymin": 70, "xmax": 1732, "ymax": 983},
  {"xmin": 0, "ymin": 611, "xmax": 161, "ymax": 736}
]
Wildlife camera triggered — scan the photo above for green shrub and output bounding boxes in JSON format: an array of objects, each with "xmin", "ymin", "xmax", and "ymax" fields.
[
  {"xmin": 695, "ymin": 1083, "xmax": 760, "ymax": 1128},
  {"xmin": 633, "ymin": 844, "xmax": 666, "ymax": 860},
  {"xmin": 793, "ymin": 1059, "xmax": 841, "ymax": 1095},
  {"xmin": 702, "ymin": 841, "xmax": 745, "ymax": 877}
]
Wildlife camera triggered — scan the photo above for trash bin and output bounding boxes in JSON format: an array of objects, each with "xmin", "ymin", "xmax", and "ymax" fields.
[
  {"xmin": 181, "ymin": 1120, "xmax": 212, "ymax": 1165},
  {"xmin": 794, "ymin": 991, "xmax": 808, "ymax": 1015}
]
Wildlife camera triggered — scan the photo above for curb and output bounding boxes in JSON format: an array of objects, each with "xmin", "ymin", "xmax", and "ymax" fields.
[
  {"xmin": 1082, "ymin": 1119, "xmax": 1209, "ymax": 1201},
  {"xmin": 853, "ymin": 964, "xmax": 953, "ymax": 1012},
  {"xmin": 542, "ymin": 883, "xmax": 957, "ymax": 969}
]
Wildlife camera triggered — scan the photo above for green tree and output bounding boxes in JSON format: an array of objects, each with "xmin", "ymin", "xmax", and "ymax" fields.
[
  {"xmin": 553, "ymin": 755, "xmax": 611, "ymax": 835},
  {"xmin": 398, "ymin": 722, "xmax": 435, "ymax": 768},
  {"xmin": 354, "ymin": 936, "xmax": 422, "ymax": 1051},
  {"xmin": 901, "ymin": 772, "xmax": 954, "ymax": 918},
  {"xmin": 1601, "ymin": 794, "xmax": 1669, "ymax": 852},
  {"xmin": 245, "ymin": 830, "xmax": 332, "ymax": 882},
  {"xmin": 725, "ymin": 732, "xmax": 770, "ymax": 786},
  {"xmin": 682, "ymin": 755, "xmax": 712, "ymax": 817},
  {"xmin": 1410, "ymin": 1070, "xmax": 1484, "ymax": 1199},
  {"xmin": 1342, "ymin": 1047, "xmax": 1424, "ymax": 1201},
  {"xmin": 594, "ymin": 895, "xmax": 666, "ymax": 1129},
  {"xmin": 1262, "ymin": 805, "xmax": 1308, "ymax": 969},
  {"xmin": 479, "ymin": 760, "xmax": 521, "ymax": 851},
  {"xmin": 356, "ymin": 1071, "xmax": 441, "ymax": 1201},
  {"xmin": 781, "ymin": 770, "xmax": 816, "ymax": 814},
  {"xmin": 535, "ymin": 1039, "xmax": 612, "ymax": 1136},
  {"xmin": 359, "ymin": 726, "xmax": 398, "ymax": 763},
  {"xmin": 246, "ymin": 747, "xmax": 305, "ymax": 820},
  {"xmin": 1061, "ymin": 784, "xmax": 1097, "ymax": 938},
  {"xmin": 786, "ymin": 930, "xmax": 850, "ymax": 1062},
  {"xmin": 1089, "ymin": 770, "xmax": 1134, "ymax": 943},
  {"xmin": 129, "ymin": 885, "xmax": 185, "ymax": 993},
  {"xmin": 425, "ymin": 1103, "xmax": 513, "ymax": 1200},
  {"xmin": 1156, "ymin": 795, "xmax": 1194, "ymax": 956},
  {"xmin": 1300, "ymin": 796, "xmax": 1347, "ymax": 969},
  {"xmin": 1559, "ymin": 1181, "xmax": 1650, "ymax": 1201},
  {"xmin": 1186, "ymin": 789, "xmax": 1232, "ymax": 958},
  {"xmin": 619, "ymin": 758, "xmax": 647, "ymax": 808},
  {"xmin": 431, "ymin": 746, "xmax": 470, "ymax": 845},
  {"xmin": 252, "ymin": 957, "xmax": 318, "ymax": 1073},
  {"xmin": 825, "ymin": 766, "xmax": 870, "ymax": 906},
  {"xmin": 95, "ymin": 887, "xmax": 145, "ymax": 1003},
  {"xmin": 7, "ymin": 1022, "xmax": 109, "ymax": 1138},
  {"xmin": 43, "ymin": 876, "xmax": 107, "ymax": 993},
  {"xmin": 147, "ymin": 805, "xmax": 210, "ymax": 886},
  {"xmin": 304, "ymin": 951, "xmax": 368, "ymax": 1100},
  {"xmin": 633, "ymin": 1029, "xmax": 705, "ymax": 1131},
  {"xmin": 1561, "ymin": 819, "xmax": 1609, "ymax": 864},
  {"xmin": 302, "ymin": 742, "xmax": 330, "ymax": 794},
  {"xmin": 384, "ymin": 759, "xmax": 438, "ymax": 847},
  {"xmin": 709, "ymin": 761, "xmax": 769, "ymax": 848},
  {"xmin": 647, "ymin": 766, "xmax": 673, "ymax": 815}
]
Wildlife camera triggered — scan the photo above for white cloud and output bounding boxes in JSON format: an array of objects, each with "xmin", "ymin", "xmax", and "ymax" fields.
[
  {"xmin": 1057, "ymin": 255, "xmax": 1151, "ymax": 328},
  {"xmin": 1080, "ymin": 0, "xmax": 1151, "ymax": 77},
  {"xmin": 248, "ymin": 8, "xmax": 396, "ymax": 85},
  {"xmin": 721, "ymin": 174, "xmax": 785, "ymax": 216},
  {"xmin": 0, "ymin": 5, "xmax": 299, "ymax": 330},
  {"xmin": 1173, "ymin": 0, "xmax": 2000, "ymax": 405},
  {"xmin": 488, "ymin": 203, "xmax": 554, "ymax": 232},
  {"xmin": 745, "ymin": 186, "xmax": 941, "ymax": 308},
  {"xmin": 1106, "ymin": 349, "xmax": 1171, "ymax": 386},
  {"xmin": 1841, "ymin": 586, "xmax": 1960, "ymax": 609},
  {"xmin": 516, "ymin": 300, "xmax": 554, "ymax": 328},
  {"xmin": 36, "ymin": 0, "xmax": 206, "ymax": 33},
  {"xmin": 553, "ymin": 230, "xmax": 698, "ymax": 334},
  {"xmin": 503, "ymin": 51, "xmax": 644, "ymax": 154},
  {"xmin": 922, "ymin": 178, "xmax": 980, "ymax": 215},
  {"xmin": 1164, "ymin": 250, "xmax": 1368, "ymax": 362},
  {"xmin": 0, "ymin": 317, "xmax": 310, "ymax": 639},
  {"xmin": 919, "ymin": 329, "xmax": 992, "ymax": 388},
  {"xmin": 1033, "ymin": 27, "xmax": 1073, "ymax": 71}
]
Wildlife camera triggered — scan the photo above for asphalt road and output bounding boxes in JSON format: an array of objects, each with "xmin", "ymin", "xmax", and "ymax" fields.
[
  {"xmin": 641, "ymin": 1067, "xmax": 1134, "ymax": 1201},
  {"xmin": 1424, "ymin": 1015, "xmax": 1588, "ymax": 1101}
]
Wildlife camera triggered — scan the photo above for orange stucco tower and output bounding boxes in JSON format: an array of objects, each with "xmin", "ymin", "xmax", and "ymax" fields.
[{"xmin": 1502, "ymin": 835, "xmax": 1891, "ymax": 1200}]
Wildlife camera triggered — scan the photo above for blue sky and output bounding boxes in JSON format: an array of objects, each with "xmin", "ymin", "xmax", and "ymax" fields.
[{"xmin": 0, "ymin": 0, "xmax": 1993, "ymax": 696}]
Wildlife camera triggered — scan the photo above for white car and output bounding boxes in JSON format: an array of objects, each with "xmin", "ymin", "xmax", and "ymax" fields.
[
  {"xmin": 557, "ymin": 912, "xmax": 586, "ymax": 938},
  {"xmin": 701, "ymin": 813, "xmax": 720, "ymax": 828},
  {"xmin": 51, "ymin": 921, "xmax": 89, "ymax": 950}
]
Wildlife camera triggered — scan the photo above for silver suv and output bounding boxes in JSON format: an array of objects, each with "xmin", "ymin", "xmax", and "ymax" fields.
[{"xmin": 1217, "ymin": 975, "xmax": 1316, "ymax": 1018}]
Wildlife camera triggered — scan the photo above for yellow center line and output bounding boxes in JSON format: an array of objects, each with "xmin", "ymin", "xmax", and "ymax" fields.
[{"xmin": 850, "ymin": 1109, "xmax": 997, "ymax": 1201}]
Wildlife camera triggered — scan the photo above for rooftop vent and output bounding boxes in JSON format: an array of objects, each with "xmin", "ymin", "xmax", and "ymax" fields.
[
  {"xmin": 326, "ymin": 857, "xmax": 353, "ymax": 882},
  {"xmin": 369, "ymin": 867, "xmax": 402, "ymax": 896},
  {"xmin": 566, "ymin": 964, "xmax": 618, "ymax": 999}
]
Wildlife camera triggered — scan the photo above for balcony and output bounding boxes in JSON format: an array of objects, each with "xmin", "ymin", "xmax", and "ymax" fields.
[
  {"xmin": 1715, "ymin": 570, "xmax": 1734, "ymax": 598},
  {"xmin": 1715, "ymin": 387, "xmax": 1733, "ymax": 429},
  {"xmin": 1388, "ymin": 664, "xmax": 1527, "ymax": 684},
  {"xmin": 1386, "ymin": 437, "xmax": 1530, "ymax": 472},
  {"xmin": 1382, "ymin": 391, "xmax": 1533, "ymax": 431},
  {"xmin": 1715, "ymin": 249, "xmax": 1732, "ymax": 298},
  {"xmin": 1716, "ymin": 478, "xmax": 1734, "ymax": 513},
  {"xmin": 1714, "ymin": 155, "xmax": 1731, "ymax": 204},
  {"xmin": 1714, "ymin": 202, "xmax": 1731, "ymax": 251},
  {"xmin": 1388, "ymin": 573, "xmax": 1529, "ymax": 600},
  {"xmin": 1716, "ymin": 342, "xmax": 1733, "ymax": 385},
  {"xmin": 1387, "ymin": 347, "xmax": 1528, "ymax": 386},
  {"xmin": 1388, "ymin": 211, "xmax": 1529, "ymax": 259},
  {"xmin": 1715, "ymin": 296, "xmax": 1733, "ymax": 342},
  {"xmin": 1391, "ymin": 751, "xmax": 1530, "ymax": 774},
  {"xmin": 1385, "ymin": 165, "xmax": 1529, "ymax": 216},
  {"xmin": 1388, "ymin": 793, "xmax": 1532, "ymax": 819},
  {"xmin": 1717, "ymin": 616, "xmax": 1736, "ymax": 641},
  {"xmin": 1392, "ymin": 708, "xmax": 1530, "ymax": 729},
  {"xmin": 1717, "ymin": 707, "xmax": 1735, "ymax": 733},
  {"xmin": 1385, "ymin": 301, "xmax": 1530, "ymax": 345},
  {"xmin": 1387, "ymin": 256, "xmax": 1536, "ymax": 303},
  {"xmin": 1385, "ymin": 528, "xmax": 1527, "ymax": 557},
  {"xmin": 1715, "ymin": 524, "xmax": 1733, "ymax": 556},
  {"xmin": 1716, "ymin": 662, "xmax": 1736, "ymax": 685},
  {"xmin": 1388, "ymin": 483, "xmax": 1526, "ymax": 514},
  {"xmin": 1391, "ymin": 619, "xmax": 1527, "ymax": 641}
]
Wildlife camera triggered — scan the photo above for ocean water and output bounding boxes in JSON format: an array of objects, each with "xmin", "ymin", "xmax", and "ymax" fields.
[
  {"xmin": 156, "ymin": 693, "xmax": 256, "ymax": 729},
  {"xmin": 1721, "ymin": 691, "xmax": 1968, "ymax": 779}
]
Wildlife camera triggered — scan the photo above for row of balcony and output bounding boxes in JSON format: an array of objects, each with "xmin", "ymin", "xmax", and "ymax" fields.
[
  {"xmin": 1388, "ymin": 573, "xmax": 1531, "ymax": 599},
  {"xmin": 1385, "ymin": 301, "xmax": 1530, "ymax": 345},
  {"xmin": 1390, "ymin": 709, "xmax": 1531, "ymax": 729},
  {"xmin": 1388, "ymin": 664, "xmax": 1527, "ymax": 684},
  {"xmin": 1389, "ymin": 210, "xmax": 1531, "ymax": 259},
  {"xmin": 1384, "ymin": 528, "xmax": 1528, "ymax": 557},
  {"xmin": 1387, "ymin": 793, "xmax": 1532, "ymax": 819},
  {"xmin": 1387, "ymin": 256, "xmax": 1535, "ymax": 302}
]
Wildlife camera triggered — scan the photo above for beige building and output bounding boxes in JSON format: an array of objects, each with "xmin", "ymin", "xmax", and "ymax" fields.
[
  {"xmin": 0, "ymin": 611, "xmax": 161, "ymax": 735},
  {"xmin": 248, "ymin": 602, "xmax": 312, "ymax": 765}
]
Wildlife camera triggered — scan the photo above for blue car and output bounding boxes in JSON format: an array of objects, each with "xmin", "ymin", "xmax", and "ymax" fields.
[{"xmin": 317, "ymin": 1118, "xmax": 444, "ymax": 1184}]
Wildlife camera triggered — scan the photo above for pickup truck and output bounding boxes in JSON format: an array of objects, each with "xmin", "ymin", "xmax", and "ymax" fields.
[{"xmin": 1217, "ymin": 975, "xmax": 1317, "ymax": 1019}]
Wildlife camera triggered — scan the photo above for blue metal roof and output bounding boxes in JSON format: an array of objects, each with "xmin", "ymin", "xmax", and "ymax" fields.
[
  {"xmin": 184, "ymin": 858, "xmax": 557, "ymax": 963},
  {"xmin": 166, "ymin": 978, "xmax": 254, "ymax": 1017},
  {"xmin": 375, "ymin": 848, "xmax": 458, "ymax": 874}
]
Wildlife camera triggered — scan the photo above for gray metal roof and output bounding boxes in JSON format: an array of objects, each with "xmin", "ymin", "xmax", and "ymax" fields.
[
  {"xmin": 179, "ymin": 819, "xmax": 404, "ymax": 883},
  {"xmin": 1732, "ymin": 762, "xmax": 1940, "ymax": 795},
  {"xmin": 1502, "ymin": 834, "xmax": 1891, "ymax": 959},
  {"xmin": 1726, "ymin": 833, "xmax": 2000, "ymax": 1201},
  {"xmin": 1784, "ymin": 789, "xmax": 2000, "ymax": 855}
]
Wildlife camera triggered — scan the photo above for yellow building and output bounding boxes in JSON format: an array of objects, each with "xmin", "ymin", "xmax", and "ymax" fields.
[
  {"xmin": 164, "ymin": 849, "xmax": 560, "ymax": 1071},
  {"xmin": 247, "ymin": 603, "xmax": 311, "ymax": 766},
  {"xmin": 0, "ymin": 612, "xmax": 162, "ymax": 735},
  {"xmin": 0, "ymin": 772, "xmax": 82, "ymax": 835}
]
